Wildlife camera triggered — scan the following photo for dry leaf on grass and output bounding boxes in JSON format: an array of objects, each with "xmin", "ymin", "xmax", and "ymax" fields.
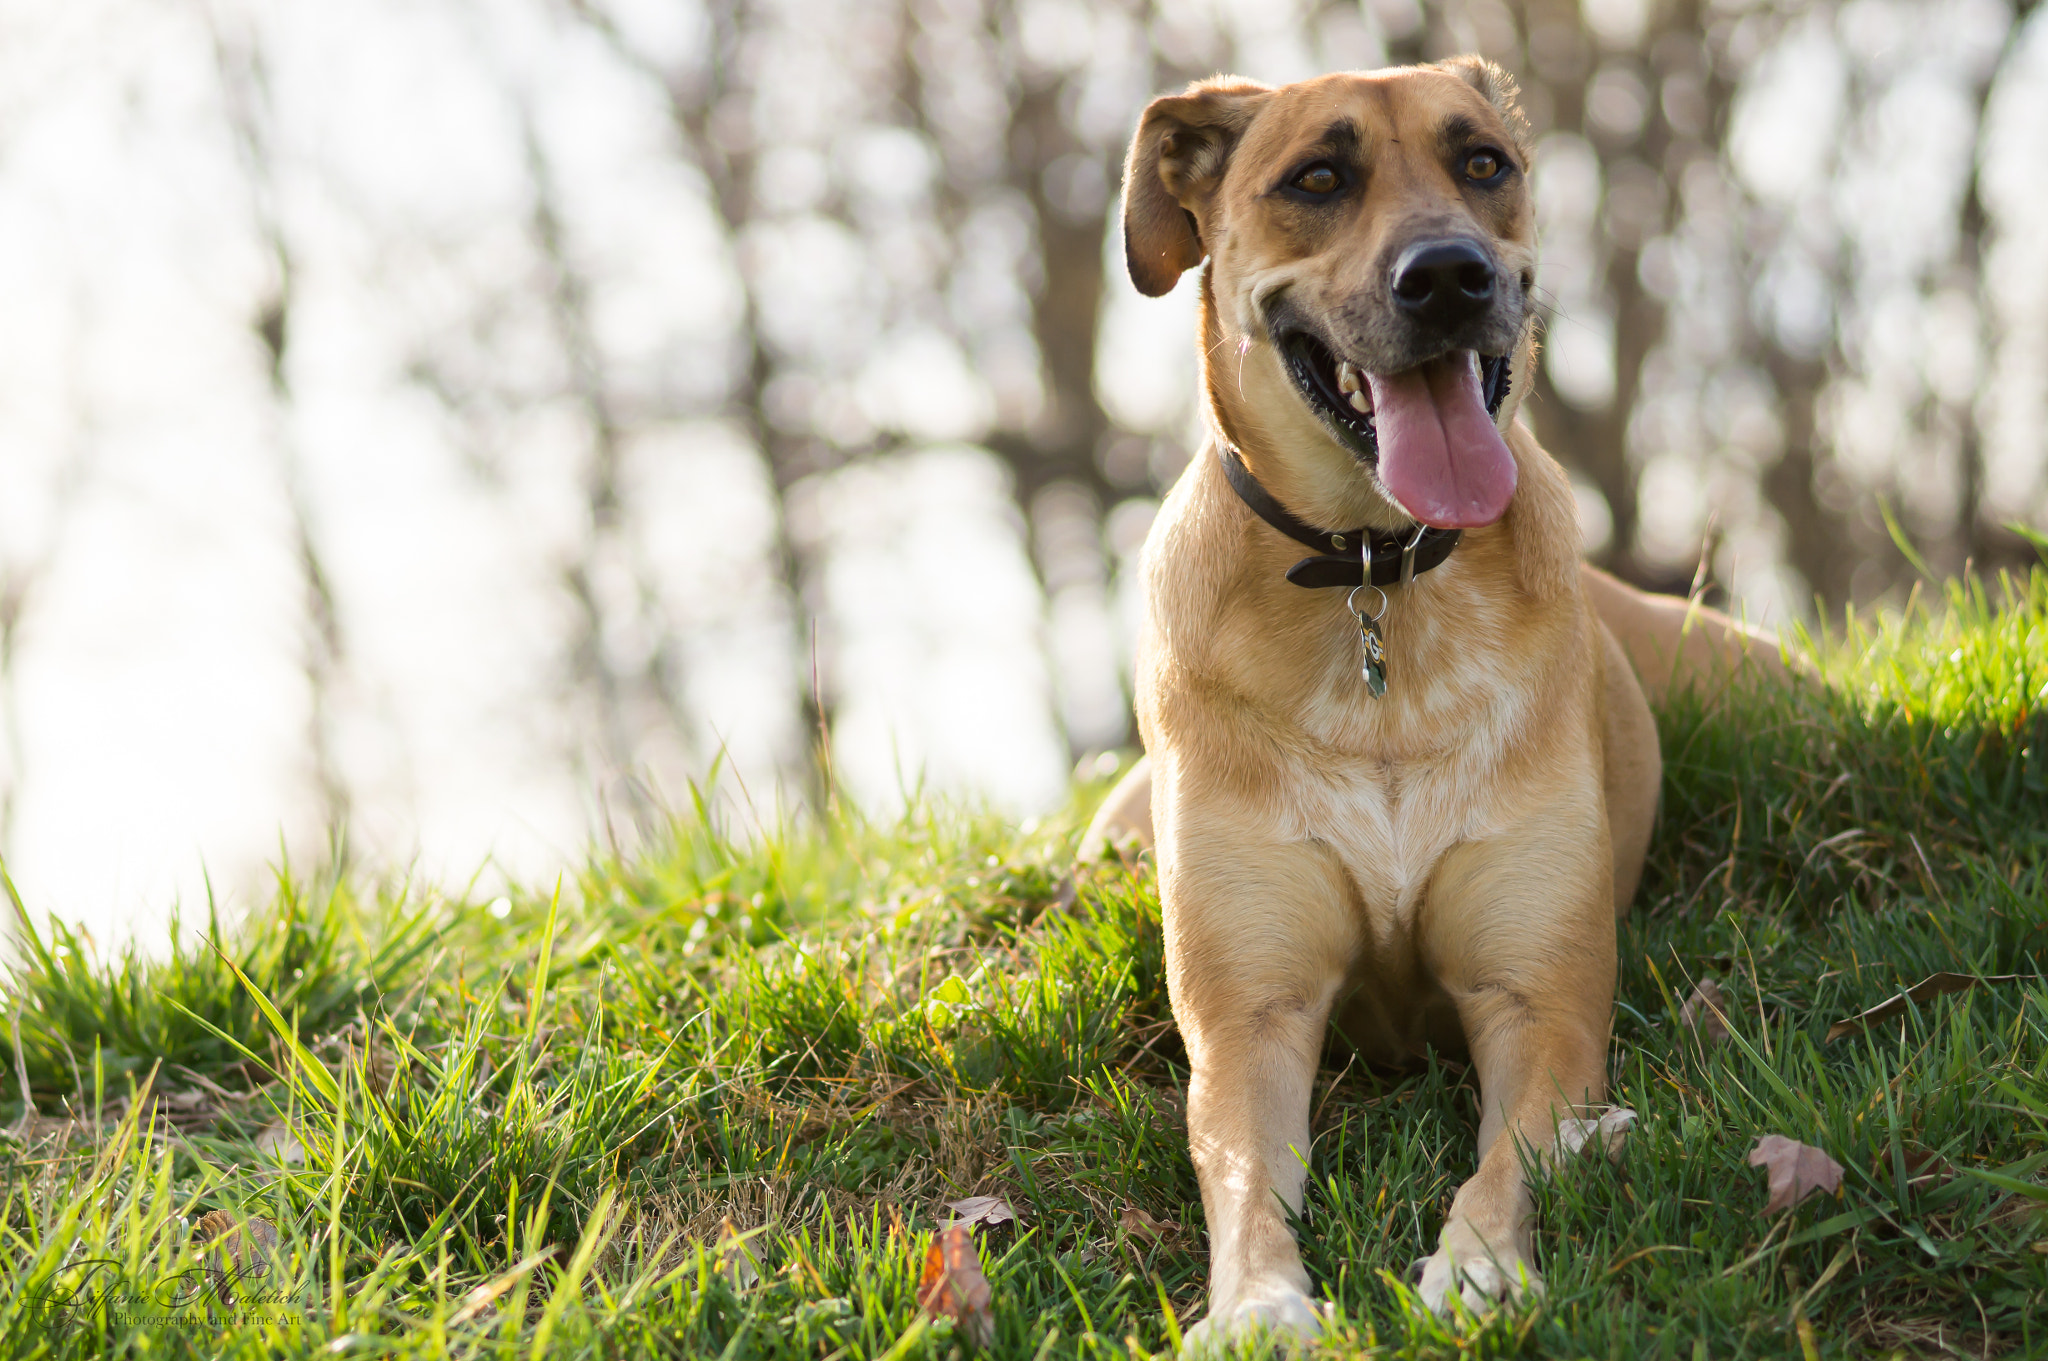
[
  {"xmin": 1117, "ymin": 1205, "xmax": 1173, "ymax": 1242},
  {"xmin": 944, "ymin": 1195, "xmax": 1018, "ymax": 1230},
  {"xmin": 192, "ymin": 1209, "xmax": 271, "ymax": 1247},
  {"xmin": 255, "ymin": 1122, "xmax": 304, "ymax": 1164},
  {"xmin": 109, "ymin": 1086, "xmax": 216, "ymax": 1130},
  {"xmin": 1825, "ymin": 973, "xmax": 2033, "ymax": 1042},
  {"xmin": 1679, "ymin": 979, "xmax": 1731, "ymax": 1044},
  {"xmin": 192, "ymin": 1211, "xmax": 282, "ymax": 1307},
  {"xmin": 448, "ymin": 1246, "xmax": 558, "ymax": 1326},
  {"xmin": 1870, "ymin": 1147, "xmax": 1953, "ymax": 1188},
  {"xmin": 1989, "ymin": 1186, "xmax": 2048, "ymax": 1228},
  {"xmin": 917, "ymin": 1222, "xmax": 994, "ymax": 1347},
  {"xmin": 1558, "ymin": 1107, "xmax": 1638, "ymax": 1160},
  {"xmin": 1749, "ymin": 1135, "xmax": 1844, "ymax": 1214},
  {"xmin": 715, "ymin": 1217, "xmax": 761, "ymax": 1290}
]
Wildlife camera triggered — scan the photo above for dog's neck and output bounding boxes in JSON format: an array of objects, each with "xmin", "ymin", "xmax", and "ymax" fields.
[
  {"xmin": 1208, "ymin": 420, "xmax": 1418, "ymax": 538},
  {"xmin": 1214, "ymin": 443, "xmax": 1464, "ymax": 591},
  {"xmin": 1164, "ymin": 435, "xmax": 1585, "ymax": 732}
]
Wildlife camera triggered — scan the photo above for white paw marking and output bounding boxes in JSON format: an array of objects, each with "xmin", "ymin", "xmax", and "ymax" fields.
[
  {"xmin": 1557, "ymin": 1106, "xmax": 1637, "ymax": 1161},
  {"xmin": 1183, "ymin": 1284, "xmax": 1328, "ymax": 1353},
  {"xmin": 1415, "ymin": 1245, "xmax": 1543, "ymax": 1319}
]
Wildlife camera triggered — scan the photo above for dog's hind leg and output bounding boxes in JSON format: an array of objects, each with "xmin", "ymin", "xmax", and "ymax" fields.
[
  {"xmin": 1598, "ymin": 617, "xmax": 1661, "ymax": 916},
  {"xmin": 1165, "ymin": 828, "xmax": 1359, "ymax": 1348},
  {"xmin": 1412, "ymin": 801, "xmax": 1615, "ymax": 1317},
  {"xmin": 1579, "ymin": 563, "xmax": 1796, "ymax": 707},
  {"xmin": 1077, "ymin": 757, "xmax": 1153, "ymax": 864}
]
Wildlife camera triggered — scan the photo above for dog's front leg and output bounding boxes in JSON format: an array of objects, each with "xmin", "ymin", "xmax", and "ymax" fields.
[
  {"xmin": 1164, "ymin": 835, "xmax": 1357, "ymax": 1348},
  {"xmin": 1413, "ymin": 815, "xmax": 1616, "ymax": 1318}
]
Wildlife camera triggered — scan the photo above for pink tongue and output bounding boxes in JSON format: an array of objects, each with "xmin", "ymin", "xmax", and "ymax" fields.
[{"xmin": 1364, "ymin": 354, "xmax": 1516, "ymax": 528}]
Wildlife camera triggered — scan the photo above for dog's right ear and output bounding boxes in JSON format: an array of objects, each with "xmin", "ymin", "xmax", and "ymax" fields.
[{"xmin": 1121, "ymin": 78, "xmax": 1271, "ymax": 297}]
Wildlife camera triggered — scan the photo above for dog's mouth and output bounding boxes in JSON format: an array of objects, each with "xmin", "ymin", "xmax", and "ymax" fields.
[{"xmin": 1280, "ymin": 332, "xmax": 1517, "ymax": 529}]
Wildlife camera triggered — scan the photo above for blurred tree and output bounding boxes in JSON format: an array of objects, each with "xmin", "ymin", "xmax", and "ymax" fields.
[
  {"xmin": 565, "ymin": 0, "xmax": 2045, "ymax": 783},
  {"xmin": 1492, "ymin": 0, "xmax": 2040, "ymax": 606},
  {"xmin": 570, "ymin": 0, "xmax": 1189, "ymax": 758},
  {"xmin": 517, "ymin": 105, "xmax": 696, "ymax": 829},
  {"xmin": 212, "ymin": 19, "xmax": 354, "ymax": 852},
  {"xmin": 1511, "ymin": 0, "xmax": 1712, "ymax": 589},
  {"xmin": 1, "ymin": 0, "xmax": 2044, "ymax": 889}
]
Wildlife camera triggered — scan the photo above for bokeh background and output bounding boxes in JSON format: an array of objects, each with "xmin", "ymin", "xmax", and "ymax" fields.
[{"xmin": 1, "ymin": 0, "xmax": 2043, "ymax": 940}]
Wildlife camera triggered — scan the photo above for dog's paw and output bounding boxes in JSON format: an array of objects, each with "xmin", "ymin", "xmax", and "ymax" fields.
[
  {"xmin": 1413, "ymin": 1241, "xmax": 1542, "ymax": 1320},
  {"xmin": 1557, "ymin": 1107, "xmax": 1637, "ymax": 1161},
  {"xmin": 1182, "ymin": 1283, "xmax": 1327, "ymax": 1353}
]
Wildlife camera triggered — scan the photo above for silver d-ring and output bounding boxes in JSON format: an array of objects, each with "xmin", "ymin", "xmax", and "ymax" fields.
[
  {"xmin": 1399, "ymin": 522, "xmax": 1428, "ymax": 588},
  {"xmin": 1347, "ymin": 582, "xmax": 1388, "ymax": 622}
]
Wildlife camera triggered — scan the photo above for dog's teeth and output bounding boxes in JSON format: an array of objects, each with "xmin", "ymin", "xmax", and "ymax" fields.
[
  {"xmin": 1348, "ymin": 390, "xmax": 1369, "ymax": 413},
  {"xmin": 1337, "ymin": 363, "xmax": 1361, "ymax": 395}
]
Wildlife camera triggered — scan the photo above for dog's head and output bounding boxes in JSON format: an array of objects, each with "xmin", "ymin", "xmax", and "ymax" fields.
[{"xmin": 1123, "ymin": 60, "xmax": 1538, "ymax": 531}]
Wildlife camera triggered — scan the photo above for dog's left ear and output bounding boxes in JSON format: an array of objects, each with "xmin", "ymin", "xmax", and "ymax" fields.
[
  {"xmin": 1435, "ymin": 56, "xmax": 1531, "ymax": 156},
  {"xmin": 1121, "ymin": 78, "xmax": 1271, "ymax": 297}
]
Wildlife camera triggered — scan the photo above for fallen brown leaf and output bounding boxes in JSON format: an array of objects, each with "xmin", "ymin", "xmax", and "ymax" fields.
[
  {"xmin": 1869, "ymin": 1147, "xmax": 1953, "ymax": 1188},
  {"xmin": 1679, "ymin": 979, "xmax": 1731, "ymax": 1045},
  {"xmin": 944, "ymin": 1195, "xmax": 1018, "ymax": 1230},
  {"xmin": 1824, "ymin": 973, "xmax": 2034, "ymax": 1043},
  {"xmin": 255, "ymin": 1122, "xmax": 305, "ymax": 1165},
  {"xmin": 448, "ymin": 1246, "xmax": 558, "ymax": 1326},
  {"xmin": 1117, "ymin": 1204, "xmax": 1172, "ymax": 1242},
  {"xmin": 192, "ymin": 1211, "xmax": 281, "ymax": 1307},
  {"xmin": 918, "ymin": 1222, "xmax": 994, "ymax": 1347},
  {"xmin": 1992, "ymin": 1193, "xmax": 2048, "ymax": 1228},
  {"xmin": 109, "ymin": 1086, "xmax": 216, "ymax": 1130},
  {"xmin": 1749, "ymin": 1135, "xmax": 1844, "ymax": 1214}
]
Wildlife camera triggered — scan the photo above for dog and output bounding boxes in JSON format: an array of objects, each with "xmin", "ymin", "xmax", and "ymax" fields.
[{"xmin": 1091, "ymin": 58, "xmax": 1788, "ymax": 1344}]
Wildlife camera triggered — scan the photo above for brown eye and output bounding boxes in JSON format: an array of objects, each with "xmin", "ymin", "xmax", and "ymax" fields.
[
  {"xmin": 1465, "ymin": 150, "xmax": 1502, "ymax": 181},
  {"xmin": 1292, "ymin": 164, "xmax": 1340, "ymax": 194}
]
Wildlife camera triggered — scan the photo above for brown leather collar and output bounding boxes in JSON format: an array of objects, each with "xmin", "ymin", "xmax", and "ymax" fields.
[{"xmin": 1217, "ymin": 445, "xmax": 1461, "ymax": 589}]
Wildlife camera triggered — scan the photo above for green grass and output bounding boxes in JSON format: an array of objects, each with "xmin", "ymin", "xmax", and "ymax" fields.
[{"xmin": 4, "ymin": 567, "xmax": 2048, "ymax": 1360}]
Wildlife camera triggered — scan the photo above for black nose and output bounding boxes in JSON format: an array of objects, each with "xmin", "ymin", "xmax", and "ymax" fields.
[{"xmin": 1390, "ymin": 239, "xmax": 1497, "ymax": 327}]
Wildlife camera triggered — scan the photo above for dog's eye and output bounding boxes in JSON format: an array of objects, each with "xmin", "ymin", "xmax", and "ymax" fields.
[
  {"xmin": 1464, "ymin": 150, "xmax": 1504, "ymax": 182},
  {"xmin": 1291, "ymin": 163, "xmax": 1341, "ymax": 195}
]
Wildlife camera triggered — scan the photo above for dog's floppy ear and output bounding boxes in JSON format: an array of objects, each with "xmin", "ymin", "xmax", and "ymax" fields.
[
  {"xmin": 1121, "ymin": 77, "xmax": 1271, "ymax": 297},
  {"xmin": 1434, "ymin": 56, "xmax": 1530, "ymax": 156}
]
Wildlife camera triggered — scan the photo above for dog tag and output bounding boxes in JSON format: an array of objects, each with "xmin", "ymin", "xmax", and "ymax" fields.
[
  {"xmin": 1347, "ymin": 583, "xmax": 1388, "ymax": 699},
  {"xmin": 1358, "ymin": 616, "xmax": 1388, "ymax": 697}
]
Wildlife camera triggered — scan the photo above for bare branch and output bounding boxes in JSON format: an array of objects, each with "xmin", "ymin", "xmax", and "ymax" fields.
[{"xmin": 208, "ymin": 13, "xmax": 353, "ymax": 854}]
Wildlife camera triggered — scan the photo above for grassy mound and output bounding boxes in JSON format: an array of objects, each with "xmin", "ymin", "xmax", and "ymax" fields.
[{"xmin": 3, "ymin": 569, "xmax": 2046, "ymax": 1359}]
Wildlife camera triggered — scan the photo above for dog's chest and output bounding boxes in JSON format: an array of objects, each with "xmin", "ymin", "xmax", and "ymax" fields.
[
  {"xmin": 1289, "ymin": 694, "xmax": 1526, "ymax": 923},
  {"xmin": 1312, "ymin": 757, "xmax": 1478, "ymax": 916}
]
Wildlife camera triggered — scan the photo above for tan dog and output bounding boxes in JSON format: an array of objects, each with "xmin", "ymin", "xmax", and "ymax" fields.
[{"xmin": 1094, "ymin": 60, "xmax": 1787, "ymax": 1344}]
